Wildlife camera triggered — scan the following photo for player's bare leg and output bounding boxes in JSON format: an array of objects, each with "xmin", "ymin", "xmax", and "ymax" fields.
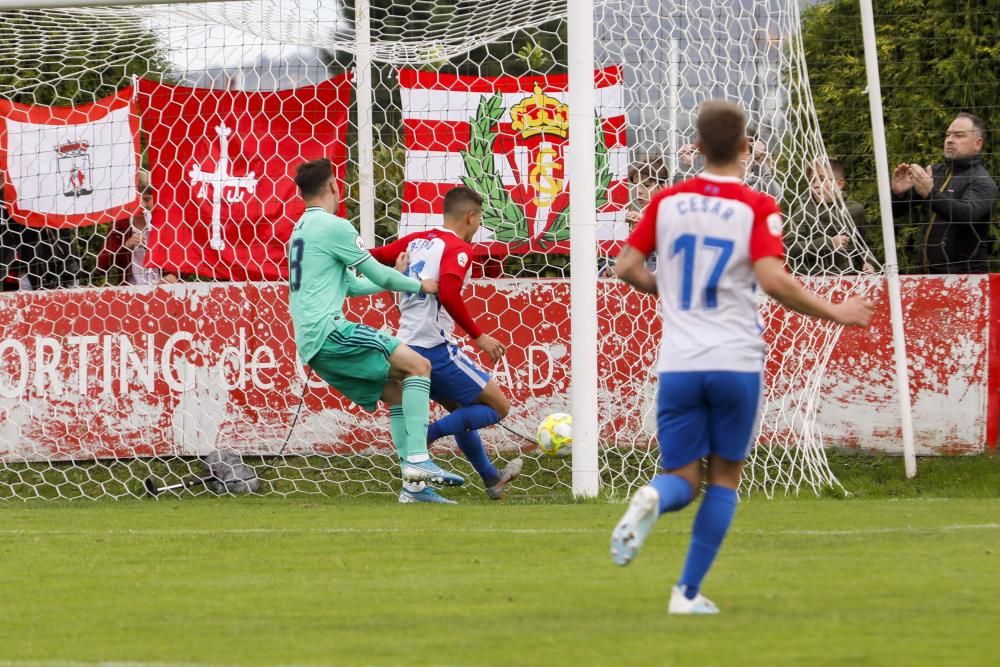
[
  {"xmin": 471, "ymin": 380, "xmax": 509, "ymax": 418},
  {"xmin": 706, "ymin": 455, "xmax": 743, "ymax": 490}
]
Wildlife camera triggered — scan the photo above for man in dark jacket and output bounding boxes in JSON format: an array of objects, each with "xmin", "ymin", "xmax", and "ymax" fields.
[{"xmin": 892, "ymin": 112, "xmax": 998, "ymax": 273}]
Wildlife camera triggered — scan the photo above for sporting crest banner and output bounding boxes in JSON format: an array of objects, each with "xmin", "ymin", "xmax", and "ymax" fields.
[
  {"xmin": 399, "ymin": 67, "xmax": 629, "ymax": 255},
  {"xmin": 0, "ymin": 87, "xmax": 141, "ymax": 228},
  {"xmin": 138, "ymin": 75, "xmax": 351, "ymax": 281}
]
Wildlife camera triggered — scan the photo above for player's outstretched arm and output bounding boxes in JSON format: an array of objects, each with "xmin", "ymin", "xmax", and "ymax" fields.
[
  {"xmin": 353, "ymin": 256, "xmax": 429, "ymax": 295},
  {"xmin": 615, "ymin": 244, "xmax": 657, "ymax": 295},
  {"xmin": 362, "ymin": 239, "xmax": 437, "ymax": 295},
  {"xmin": 754, "ymin": 257, "xmax": 873, "ymax": 327},
  {"xmin": 345, "ymin": 250, "xmax": 414, "ymax": 297},
  {"xmin": 345, "ymin": 269, "xmax": 384, "ymax": 297}
]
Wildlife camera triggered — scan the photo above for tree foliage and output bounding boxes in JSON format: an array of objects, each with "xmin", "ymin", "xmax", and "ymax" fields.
[
  {"xmin": 801, "ymin": 0, "xmax": 1000, "ymax": 270},
  {"xmin": 0, "ymin": 11, "xmax": 169, "ymax": 106}
]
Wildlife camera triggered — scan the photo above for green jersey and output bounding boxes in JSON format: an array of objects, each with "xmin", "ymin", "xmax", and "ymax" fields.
[{"xmin": 287, "ymin": 207, "xmax": 418, "ymax": 363}]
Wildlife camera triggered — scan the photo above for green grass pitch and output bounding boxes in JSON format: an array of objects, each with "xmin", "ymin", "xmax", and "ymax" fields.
[{"xmin": 1, "ymin": 456, "xmax": 999, "ymax": 667}]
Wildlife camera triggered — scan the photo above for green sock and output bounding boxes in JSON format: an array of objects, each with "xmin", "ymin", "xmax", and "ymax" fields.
[
  {"xmin": 389, "ymin": 405, "xmax": 407, "ymax": 463},
  {"xmin": 402, "ymin": 376, "xmax": 431, "ymax": 463}
]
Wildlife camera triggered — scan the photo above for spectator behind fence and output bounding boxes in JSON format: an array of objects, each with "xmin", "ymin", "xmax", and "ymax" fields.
[
  {"xmin": 97, "ymin": 214, "xmax": 134, "ymax": 285},
  {"xmin": 0, "ymin": 171, "xmax": 80, "ymax": 289},
  {"xmin": 891, "ymin": 112, "xmax": 998, "ymax": 274},
  {"xmin": 674, "ymin": 143, "xmax": 703, "ymax": 183},
  {"xmin": 602, "ymin": 156, "xmax": 669, "ymax": 277},
  {"xmin": 743, "ymin": 131, "xmax": 781, "ymax": 199},
  {"xmin": 786, "ymin": 159, "xmax": 868, "ymax": 274},
  {"xmin": 625, "ymin": 156, "xmax": 670, "ymax": 225},
  {"xmin": 123, "ymin": 185, "xmax": 162, "ymax": 286},
  {"xmin": 99, "ymin": 178, "xmax": 180, "ymax": 286},
  {"xmin": 0, "ymin": 175, "xmax": 23, "ymax": 290}
]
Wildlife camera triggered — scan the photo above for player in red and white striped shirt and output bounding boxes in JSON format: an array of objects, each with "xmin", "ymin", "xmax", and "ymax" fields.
[
  {"xmin": 610, "ymin": 100, "xmax": 873, "ymax": 614},
  {"xmin": 371, "ymin": 187, "xmax": 522, "ymax": 504}
]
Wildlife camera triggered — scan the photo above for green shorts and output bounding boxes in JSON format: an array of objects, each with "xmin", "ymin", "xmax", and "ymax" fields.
[{"xmin": 308, "ymin": 323, "xmax": 402, "ymax": 412}]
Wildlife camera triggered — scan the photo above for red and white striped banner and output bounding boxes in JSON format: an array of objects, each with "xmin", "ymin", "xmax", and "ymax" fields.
[{"xmin": 399, "ymin": 67, "xmax": 629, "ymax": 255}]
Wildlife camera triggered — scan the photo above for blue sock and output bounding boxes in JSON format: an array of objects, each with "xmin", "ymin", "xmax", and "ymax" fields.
[
  {"xmin": 427, "ymin": 405, "xmax": 501, "ymax": 444},
  {"xmin": 454, "ymin": 430, "xmax": 499, "ymax": 485},
  {"xmin": 650, "ymin": 474, "xmax": 694, "ymax": 514},
  {"xmin": 679, "ymin": 485, "xmax": 738, "ymax": 600}
]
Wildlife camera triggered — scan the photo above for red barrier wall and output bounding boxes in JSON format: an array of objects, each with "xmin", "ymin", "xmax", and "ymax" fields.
[
  {"xmin": 818, "ymin": 276, "xmax": 989, "ymax": 454},
  {"xmin": 987, "ymin": 275, "xmax": 1000, "ymax": 451},
  {"xmin": 0, "ymin": 276, "xmax": 991, "ymax": 461}
]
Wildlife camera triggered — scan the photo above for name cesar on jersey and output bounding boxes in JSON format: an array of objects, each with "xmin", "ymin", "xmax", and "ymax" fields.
[{"xmin": 674, "ymin": 195, "xmax": 736, "ymax": 221}]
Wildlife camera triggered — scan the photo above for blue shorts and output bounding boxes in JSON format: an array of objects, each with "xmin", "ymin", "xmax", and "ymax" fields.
[
  {"xmin": 410, "ymin": 342, "xmax": 491, "ymax": 407},
  {"xmin": 657, "ymin": 370, "xmax": 763, "ymax": 470}
]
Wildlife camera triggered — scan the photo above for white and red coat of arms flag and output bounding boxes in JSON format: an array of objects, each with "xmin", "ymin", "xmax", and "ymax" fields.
[
  {"xmin": 0, "ymin": 87, "xmax": 141, "ymax": 228},
  {"xmin": 138, "ymin": 74, "xmax": 351, "ymax": 281},
  {"xmin": 399, "ymin": 66, "xmax": 629, "ymax": 255}
]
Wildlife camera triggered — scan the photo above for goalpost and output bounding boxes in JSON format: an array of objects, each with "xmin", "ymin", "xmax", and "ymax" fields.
[{"xmin": 0, "ymin": 0, "xmax": 908, "ymax": 500}]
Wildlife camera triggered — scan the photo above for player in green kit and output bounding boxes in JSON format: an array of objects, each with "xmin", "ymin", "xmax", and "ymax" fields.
[{"xmin": 287, "ymin": 158, "xmax": 464, "ymax": 487}]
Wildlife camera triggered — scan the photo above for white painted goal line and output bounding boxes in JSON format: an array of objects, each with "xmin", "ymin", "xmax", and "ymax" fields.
[
  {"xmin": 0, "ymin": 663, "xmax": 311, "ymax": 667},
  {"xmin": 0, "ymin": 663, "xmax": 228, "ymax": 667},
  {"xmin": 0, "ymin": 663, "xmax": 445, "ymax": 667},
  {"xmin": 0, "ymin": 523, "xmax": 998, "ymax": 538}
]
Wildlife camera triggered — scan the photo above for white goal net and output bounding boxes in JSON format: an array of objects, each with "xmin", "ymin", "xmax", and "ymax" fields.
[{"xmin": 0, "ymin": 0, "xmax": 878, "ymax": 500}]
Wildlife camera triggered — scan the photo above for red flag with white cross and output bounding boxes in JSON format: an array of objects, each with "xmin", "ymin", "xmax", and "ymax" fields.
[{"xmin": 139, "ymin": 75, "xmax": 351, "ymax": 281}]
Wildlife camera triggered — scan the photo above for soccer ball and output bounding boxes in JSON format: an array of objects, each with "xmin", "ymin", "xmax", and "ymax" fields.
[{"xmin": 536, "ymin": 412, "xmax": 572, "ymax": 457}]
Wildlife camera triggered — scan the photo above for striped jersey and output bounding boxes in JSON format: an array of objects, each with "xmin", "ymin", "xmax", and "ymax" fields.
[{"xmin": 390, "ymin": 228, "xmax": 473, "ymax": 348}]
